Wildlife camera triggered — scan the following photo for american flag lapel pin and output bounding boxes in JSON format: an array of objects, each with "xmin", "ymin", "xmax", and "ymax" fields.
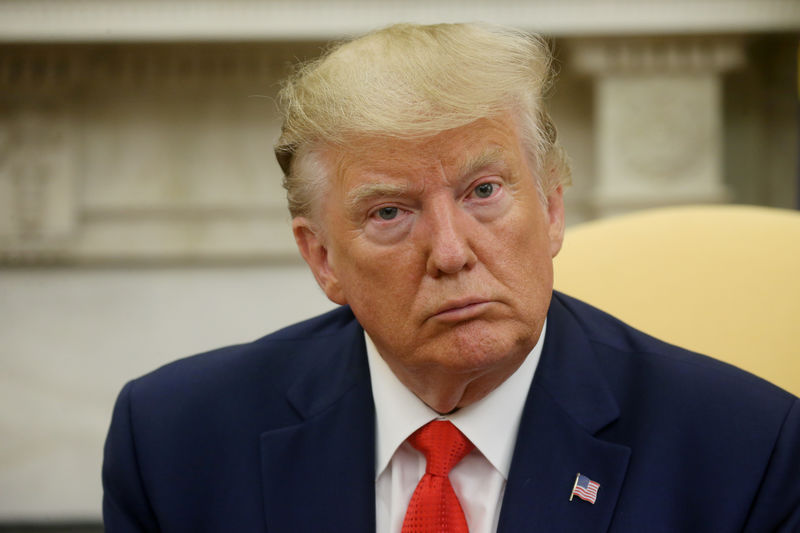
[{"xmin": 570, "ymin": 473, "xmax": 600, "ymax": 504}]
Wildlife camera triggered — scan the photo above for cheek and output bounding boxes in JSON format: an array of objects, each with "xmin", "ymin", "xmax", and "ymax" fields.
[
  {"xmin": 491, "ymin": 210, "xmax": 554, "ymax": 286},
  {"xmin": 335, "ymin": 242, "xmax": 422, "ymax": 308}
]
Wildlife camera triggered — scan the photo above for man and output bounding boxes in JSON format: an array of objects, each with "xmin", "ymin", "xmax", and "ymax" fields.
[{"xmin": 103, "ymin": 23, "xmax": 800, "ymax": 532}]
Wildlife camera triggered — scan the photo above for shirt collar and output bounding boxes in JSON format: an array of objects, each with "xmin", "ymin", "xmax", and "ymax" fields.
[{"xmin": 367, "ymin": 320, "xmax": 545, "ymax": 480}]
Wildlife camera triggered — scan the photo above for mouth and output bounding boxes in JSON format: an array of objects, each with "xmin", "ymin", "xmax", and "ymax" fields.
[{"xmin": 431, "ymin": 298, "xmax": 493, "ymax": 323}]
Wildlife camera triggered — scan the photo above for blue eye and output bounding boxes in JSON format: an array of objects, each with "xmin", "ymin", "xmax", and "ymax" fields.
[
  {"xmin": 474, "ymin": 183, "xmax": 495, "ymax": 198},
  {"xmin": 377, "ymin": 206, "xmax": 398, "ymax": 220}
]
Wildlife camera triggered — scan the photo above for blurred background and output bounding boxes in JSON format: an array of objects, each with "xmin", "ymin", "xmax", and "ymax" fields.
[{"xmin": 0, "ymin": 0, "xmax": 798, "ymax": 530}]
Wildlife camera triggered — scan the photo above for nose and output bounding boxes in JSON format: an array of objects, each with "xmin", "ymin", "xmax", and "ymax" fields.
[{"xmin": 424, "ymin": 198, "xmax": 478, "ymax": 277}]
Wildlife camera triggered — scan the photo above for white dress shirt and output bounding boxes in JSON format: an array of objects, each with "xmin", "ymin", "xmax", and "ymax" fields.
[{"xmin": 366, "ymin": 321, "xmax": 545, "ymax": 533}]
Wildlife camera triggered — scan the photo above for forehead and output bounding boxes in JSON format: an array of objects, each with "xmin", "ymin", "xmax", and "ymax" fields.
[{"xmin": 330, "ymin": 114, "xmax": 526, "ymax": 180}]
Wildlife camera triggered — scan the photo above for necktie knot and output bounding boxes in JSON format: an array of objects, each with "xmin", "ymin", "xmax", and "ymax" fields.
[{"xmin": 407, "ymin": 420, "xmax": 474, "ymax": 477}]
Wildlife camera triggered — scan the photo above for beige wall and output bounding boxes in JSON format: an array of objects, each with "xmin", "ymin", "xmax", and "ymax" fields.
[{"xmin": 0, "ymin": 266, "xmax": 336, "ymax": 520}]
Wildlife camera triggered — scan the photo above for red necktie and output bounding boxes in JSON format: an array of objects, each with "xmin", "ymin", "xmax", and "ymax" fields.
[{"xmin": 401, "ymin": 420, "xmax": 475, "ymax": 533}]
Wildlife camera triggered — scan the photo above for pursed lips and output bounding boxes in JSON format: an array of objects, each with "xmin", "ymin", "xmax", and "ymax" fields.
[{"xmin": 430, "ymin": 297, "xmax": 493, "ymax": 322}]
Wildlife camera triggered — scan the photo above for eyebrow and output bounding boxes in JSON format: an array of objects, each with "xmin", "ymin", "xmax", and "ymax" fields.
[
  {"xmin": 343, "ymin": 147, "xmax": 508, "ymax": 213},
  {"xmin": 457, "ymin": 147, "xmax": 506, "ymax": 179},
  {"xmin": 345, "ymin": 182, "xmax": 411, "ymax": 213}
]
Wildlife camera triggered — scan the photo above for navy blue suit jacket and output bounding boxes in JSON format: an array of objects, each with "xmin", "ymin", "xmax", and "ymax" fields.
[{"xmin": 103, "ymin": 292, "xmax": 800, "ymax": 532}]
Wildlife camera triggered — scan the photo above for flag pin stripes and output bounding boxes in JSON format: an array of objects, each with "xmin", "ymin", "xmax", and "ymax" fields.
[{"xmin": 570, "ymin": 473, "xmax": 600, "ymax": 504}]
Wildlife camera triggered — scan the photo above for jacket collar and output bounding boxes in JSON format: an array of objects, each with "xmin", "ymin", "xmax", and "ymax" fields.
[{"xmin": 259, "ymin": 308, "xmax": 377, "ymax": 533}]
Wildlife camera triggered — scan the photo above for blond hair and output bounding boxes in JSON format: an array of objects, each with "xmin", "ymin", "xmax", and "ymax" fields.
[{"xmin": 275, "ymin": 23, "xmax": 571, "ymax": 218}]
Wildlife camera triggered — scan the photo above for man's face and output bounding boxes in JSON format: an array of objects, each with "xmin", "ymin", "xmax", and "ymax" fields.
[{"xmin": 293, "ymin": 114, "xmax": 564, "ymax": 411}]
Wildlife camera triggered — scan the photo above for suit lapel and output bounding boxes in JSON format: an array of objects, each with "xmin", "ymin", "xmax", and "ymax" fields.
[
  {"xmin": 260, "ymin": 313, "xmax": 376, "ymax": 533},
  {"xmin": 498, "ymin": 294, "xmax": 631, "ymax": 533}
]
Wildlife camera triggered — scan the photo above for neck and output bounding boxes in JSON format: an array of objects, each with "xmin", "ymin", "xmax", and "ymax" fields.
[{"xmin": 386, "ymin": 357, "xmax": 527, "ymax": 414}]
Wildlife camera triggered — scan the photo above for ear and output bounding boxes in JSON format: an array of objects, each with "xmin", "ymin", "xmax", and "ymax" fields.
[
  {"xmin": 292, "ymin": 217, "xmax": 347, "ymax": 305},
  {"xmin": 545, "ymin": 185, "xmax": 565, "ymax": 258}
]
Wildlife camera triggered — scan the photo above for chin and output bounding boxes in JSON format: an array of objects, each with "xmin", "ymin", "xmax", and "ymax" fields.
[{"xmin": 431, "ymin": 319, "xmax": 534, "ymax": 373}]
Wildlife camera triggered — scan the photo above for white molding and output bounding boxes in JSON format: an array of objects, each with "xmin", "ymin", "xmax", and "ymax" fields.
[
  {"xmin": 0, "ymin": 43, "xmax": 303, "ymax": 265},
  {"xmin": 0, "ymin": 0, "xmax": 798, "ymax": 42},
  {"xmin": 589, "ymin": 56, "xmax": 733, "ymax": 217},
  {"xmin": 570, "ymin": 37, "xmax": 746, "ymax": 75}
]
